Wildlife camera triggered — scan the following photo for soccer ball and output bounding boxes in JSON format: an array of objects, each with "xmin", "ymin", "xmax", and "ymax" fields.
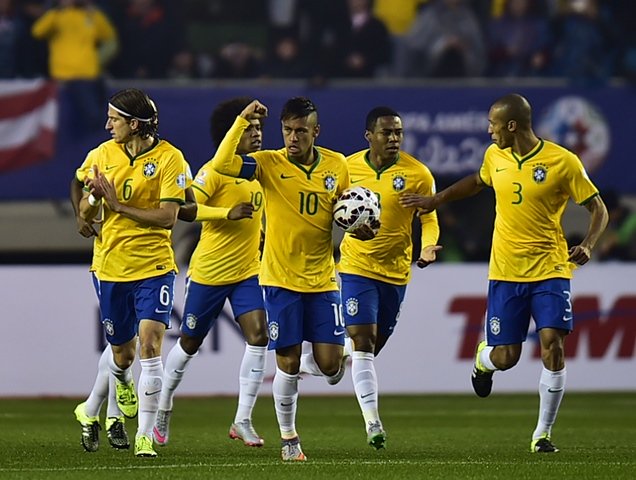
[{"xmin": 333, "ymin": 186, "xmax": 381, "ymax": 233}]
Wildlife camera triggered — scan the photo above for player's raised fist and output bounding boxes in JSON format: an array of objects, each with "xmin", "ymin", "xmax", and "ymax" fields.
[{"xmin": 240, "ymin": 100, "xmax": 268, "ymax": 120}]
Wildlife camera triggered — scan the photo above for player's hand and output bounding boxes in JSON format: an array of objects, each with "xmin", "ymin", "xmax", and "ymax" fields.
[
  {"xmin": 240, "ymin": 100, "xmax": 268, "ymax": 121},
  {"xmin": 399, "ymin": 193, "xmax": 437, "ymax": 213},
  {"xmin": 349, "ymin": 223, "xmax": 376, "ymax": 241},
  {"xmin": 91, "ymin": 172, "xmax": 121, "ymax": 212},
  {"xmin": 568, "ymin": 244, "xmax": 592, "ymax": 266},
  {"xmin": 228, "ymin": 202, "xmax": 254, "ymax": 220},
  {"xmin": 416, "ymin": 244, "xmax": 443, "ymax": 268},
  {"xmin": 76, "ymin": 215, "xmax": 98, "ymax": 237}
]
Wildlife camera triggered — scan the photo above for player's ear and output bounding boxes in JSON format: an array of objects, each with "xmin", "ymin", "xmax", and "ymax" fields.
[
  {"xmin": 313, "ymin": 124, "xmax": 320, "ymax": 139},
  {"xmin": 507, "ymin": 120, "xmax": 516, "ymax": 132},
  {"xmin": 364, "ymin": 130, "xmax": 372, "ymax": 142}
]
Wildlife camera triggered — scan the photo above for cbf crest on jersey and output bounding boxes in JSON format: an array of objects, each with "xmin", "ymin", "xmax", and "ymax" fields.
[
  {"xmin": 323, "ymin": 171, "xmax": 337, "ymax": 192},
  {"xmin": 392, "ymin": 174, "xmax": 406, "ymax": 192},
  {"xmin": 143, "ymin": 159, "xmax": 158, "ymax": 178},
  {"xmin": 532, "ymin": 164, "xmax": 548, "ymax": 184}
]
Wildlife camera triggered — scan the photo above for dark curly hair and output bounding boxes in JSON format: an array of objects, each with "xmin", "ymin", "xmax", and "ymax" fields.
[{"xmin": 210, "ymin": 97, "xmax": 256, "ymax": 147}]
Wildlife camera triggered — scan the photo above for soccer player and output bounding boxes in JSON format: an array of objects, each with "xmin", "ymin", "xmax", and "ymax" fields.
[
  {"xmin": 400, "ymin": 93, "xmax": 609, "ymax": 453},
  {"xmin": 70, "ymin": 170, "xmax": 129, "ymax": 452},
  {"xmin": 211, "ymin": 97, "xmax": 374, "ymax": 461},
  {"xmin": 338, "ymin": 106, "xmax": 441, "ymax": 449},
  {"xmin": 153, "ymin": 97, "xmax": 268, "ymax": 448},
  {"xmin": 77, "ymin": 88, "xmax": 190, "ymax": 458}
]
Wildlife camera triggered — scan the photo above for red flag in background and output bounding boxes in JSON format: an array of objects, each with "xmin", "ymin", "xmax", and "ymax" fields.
[{"xmin": 0, "ymin": 80, "xmax": 57, "ymax": 173}]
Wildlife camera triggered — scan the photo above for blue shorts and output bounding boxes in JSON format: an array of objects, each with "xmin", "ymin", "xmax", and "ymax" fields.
[
  {"xmin": 264, "ymin": 286, "xmax": 344, "ymax": 350},
  {"xmin": 340, "ymin": 273, "xmax": 406, "ymax": 338},
  {"xmin": 98, "ymin": 272, "xmax": 176, "ymax": 345},
  {"xmin": 485, "ymin": 278, "xmax": 573, "ymax": 346},
  {"xmin": 181, "ymin": 275, "xmax": 264, "ymax": 338}
]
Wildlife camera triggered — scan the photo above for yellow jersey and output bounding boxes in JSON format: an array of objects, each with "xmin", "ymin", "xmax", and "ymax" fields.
[
  {"xmin": 188, "ymin": 161, "xmax": 263, "ymax": 285},
  {"xmin": 339, "ymin": 149, "xmax": 439, "ymax": 285},
  {"xmin": 32, "ymin": 7, "xmax": 116, "ymax": 80},
  {"xmin": 480, "ymin": 139, "xmax": 599, "ymax": 281},
  {"xmin": 212, "ymin": 117, "xmax": 350, "ymax": 292},
  {"xmin": 82, "ymin": 139, "xmax": 187, "ymax": 281}
]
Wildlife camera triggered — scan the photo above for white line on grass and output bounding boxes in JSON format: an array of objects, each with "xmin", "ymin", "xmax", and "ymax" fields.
[{"xmin": 2, "ymin": 459, "xmax": 635, "ymax": 473}]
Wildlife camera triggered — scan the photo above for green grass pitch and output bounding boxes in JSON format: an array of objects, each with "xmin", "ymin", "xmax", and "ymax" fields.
[{"xmin": 1, "ymin": 393, "xmax": 634, "ymax": 479}]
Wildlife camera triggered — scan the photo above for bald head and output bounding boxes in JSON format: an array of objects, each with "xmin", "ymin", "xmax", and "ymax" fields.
[{"xmin": 492, "ymin": 93, "xmax": 532, "ymax": 130}]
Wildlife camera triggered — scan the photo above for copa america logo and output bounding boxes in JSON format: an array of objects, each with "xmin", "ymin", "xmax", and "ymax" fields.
[{"xmin": 536, "ymin": 96, "xmax": 610, "ymax": 173}]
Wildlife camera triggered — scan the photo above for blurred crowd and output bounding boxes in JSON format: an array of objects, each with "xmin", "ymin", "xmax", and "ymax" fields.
[
  {"xmin": 1, "ymin": 0, "xmax": 635, "ymax": 85},
  {"xmin": 1, "ymin": 0, "xmax": 635, "ymax": 263}
]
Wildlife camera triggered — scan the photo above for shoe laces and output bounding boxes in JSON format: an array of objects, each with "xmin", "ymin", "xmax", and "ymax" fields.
[
  {"xmin": 83, "ymin": 421, "xmax": 100, "ymax": 441},
  {"xmin": 118, "ymin": 386, "xmax": 135, "ymax": 404}
]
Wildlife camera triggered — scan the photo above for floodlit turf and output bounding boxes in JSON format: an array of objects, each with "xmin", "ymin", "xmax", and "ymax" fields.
[{"xmin": 0, "ymin": 393, "xmax": 634, "ymax": 480}]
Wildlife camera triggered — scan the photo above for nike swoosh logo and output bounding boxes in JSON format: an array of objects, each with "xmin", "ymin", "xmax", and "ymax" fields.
[
  {"xmin": 144, "ymin": 390, "xmax": 161, "ymax": 396},
  {"xmin": 154, "ymin": 308, "xmax": 169, "ymax": 314},
  {"xmin": 351, "ymin": 179, "xmax": 365, "ymax": 184},
  {"xmin": 105, "ymin": 165, "xmax": 116, "ymax": 171},
  {"xmin": 250, "ymin": 368, "xmax": 265, "ymax": 373},
  {"xmin": 361, "ymin": 392, "xmax": 373, "ymax": 399},
  {"xmin": 495, "ymin": 167, "xmax": 507, "ymax": 172},
  {"xmin": 547, "ymin": 387, "xmax": 563, "ymax": 393},
  {"xmin": 280, "ymin": 174, "xmax": 295, "ymax": 179},
  {"xmin": 173, "ymin": 369, "xmax": 186, "ymax": 374},
  {"xmin": 562, "ymin": 316, "xmax": 572, "ymax": 322},
  {"xmin": 280, "ymin": 402, "xmax": 294, "ymax": 407},
  {"xmin": 333, "ymin": 329, "xmax": 345, "ymax": 336},
  {"xmin": 235, "ymin": 180, "xmax": 245, "ymax": 185}
]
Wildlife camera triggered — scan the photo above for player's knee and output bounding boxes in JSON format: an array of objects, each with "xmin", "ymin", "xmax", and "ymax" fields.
[
  {"xmin": 243, "ymin": 322, "xmax": 268, "ymax": 347},
  {"xmin": 316, "ymin": 357, "xmax": 341, "ymax": 377},
  {"xmin": 179, "ymin": 335, "xmax": 203, "ymax": 355},
  {"xmin": 113, "ymin": 349, "xmax": 135, "ymax": 369},
  {"xmin": 493, "ymin": 346, "xmax": 521, "ymax": 370}
]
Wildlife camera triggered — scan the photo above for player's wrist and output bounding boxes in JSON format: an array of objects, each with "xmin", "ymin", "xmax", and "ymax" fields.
[{"xmin": 87, "ymin": 194, "xmax": 100, "ymax": 207}]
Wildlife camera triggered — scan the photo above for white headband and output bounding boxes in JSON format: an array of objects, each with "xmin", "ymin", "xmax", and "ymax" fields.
[{"xmin": 108, "ymin": 103, "xmax": 154, "ymax": 122}]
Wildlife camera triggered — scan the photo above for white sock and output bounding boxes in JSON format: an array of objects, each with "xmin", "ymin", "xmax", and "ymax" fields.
[
  {"xmin": 533, "ymin": 367, "xmax": 566, "ymax": 439},
  {"xmin": 105, "ymin": 372, "xmax": 121, "ymax": 418},
  {"xmin": 479, "ymin": 345, "xmax": 497, "ymax": 371},
  {"xmin": 272, "ymin": 367, "xmax": 298, "ymax": 439},
  {"xmin": 85, "ymin": 345, "xmax": 111, "ymax": 417},
  {"xmin": 234, "ymin": 344, "xmax": 266, "ymax": 423},
  {"xmin": 351, "ymin": 351, "xmax": 380, "ymax": 427},
  {"xmin": 137, "ymin": 356, "xmax": 163, "ymax": 438},
  {"xmin": 108, "ymin": 348, "xmax": 134, "ymax": 385},
  {"xmin": 299, "ymin": 351, "xmax": 322, "ymax": 376},
  {"xmin": 158, "ymin": 339, "xmax": 196, "ymax": 411}
]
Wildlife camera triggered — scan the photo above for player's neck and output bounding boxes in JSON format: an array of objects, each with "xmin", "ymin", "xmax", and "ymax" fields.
[
  {"xmin": 368, "ymin": 150, "xmax": 394, "ymax": 170},
  {"xmin": 512, "ymin": 132, "xmax": 540, "ymax": 157},
  {"xmin": 290, "ymin": 147, "xmax": 316, "ymax": 166},
  {"xmin": 125, "ymin": 136, "xmax": 155, "ymax": 157}
]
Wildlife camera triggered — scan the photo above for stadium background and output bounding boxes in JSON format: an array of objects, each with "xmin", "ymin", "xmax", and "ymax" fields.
[{"xmin": 0, "ymin": 0, "xmax": 634, "ymax": 397}]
